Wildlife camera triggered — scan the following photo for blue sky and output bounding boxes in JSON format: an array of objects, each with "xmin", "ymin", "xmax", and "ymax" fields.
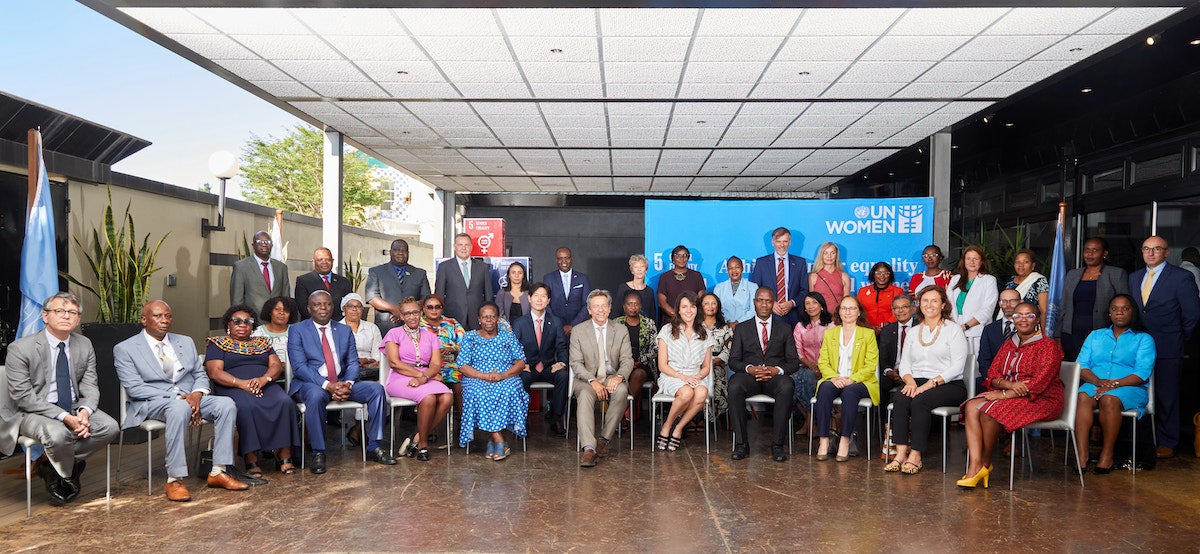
[{"xmin": 1, "ymin": 0, "xmax": 302, "ymax": 195}]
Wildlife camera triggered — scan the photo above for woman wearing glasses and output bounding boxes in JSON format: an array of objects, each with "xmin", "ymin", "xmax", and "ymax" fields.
[
  {"xmin": 421, "ymin": 293, "xmax": 467, "ymax": 419},
  {"xmin": 813, "ymin": 296, "xmax": 880, "ymax": 461},
  {"xmin": 382, "ymin": 297, "xmax": 453, "ymax": 461},
  {"xmin": 908, "ymin": 245, "xmax": 952, "ymax": 295},
  {"xmin": 956, "ymin": 302, "xmax": 1064, "ymax": 488},
  {"xmin": 339, "ymin": 293, "xmax": 383, "ymax": 382}
]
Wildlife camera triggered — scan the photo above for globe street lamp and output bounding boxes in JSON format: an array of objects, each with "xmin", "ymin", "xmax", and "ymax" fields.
[{"xmin": 202, "ymin": 150, "xmax": 238, "ymax": 237}]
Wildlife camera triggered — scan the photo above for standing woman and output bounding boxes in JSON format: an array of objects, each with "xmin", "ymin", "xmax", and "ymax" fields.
[
  {"xmin": 1005, "ymin": 249, "xmax": 1049, "ymax": 330},
  {"xmin": 655, "ymin": 291, "xmax": 712, "ymax": 451},
  {"xmin": 656, "ymin": 245, "xmax": 706, "ymax": 326},
  {"xmin": 700, "ymin": 293, "xmax": 734, "ymax": 424},
  {"xmin": 252, "ymin": 296, "xmax": 299, "ymax": 370},
  {"xmin": 420, "ymin": 293, "xmax": 467, "ymax": 422},
  {"xmin": 885, "ymin": 286, "xmax": 969, "ymax": 475},
  {"xmin": 857, "ymin": 261, "xmax": 905, "ymax": 330},
  {"xmin": 495, "ymin": 261, "xmax": 531, "ymax": 324},
  {"xmin": 957, "ymin": 302, "xmax": 1064, "ymax": 488},
  {"xmin": 614, "ymin": 254, "xmax": 658, "ymax": 322},
  {"xmin": 809, "ymin": 242, "xmax": 851, "ymax": 311},
  {"xmin": 616, "ymin": 291, "xmax": 658, "ymax": 424},
  {"xmin": 908, "ymin": 245, "xmax": 953, "ymax": 295},
  {"xmin": 947, "ymin": 245, "xmax": 998, "ymax": 361},
  {"xmin": 457, "ymin": 303, "xmax": 528, "ymax": 460},
  {"xmin": 1060, "ymin": 237, "xmax": 1130, "ymax": 360},
  {"xmin": 382, "ymin": 298, "xmax": 453, "ymax": 461},
  {"xmin": 814, "ymin": 296, "xmax": 880, "ymax": 462},
  {"xmin": 791, "ymin": 292, "xmax": 834, "ymax": 430},
  {"xmin": 340, "ymin": 293, "xmax": 383, "ymax": 382}
]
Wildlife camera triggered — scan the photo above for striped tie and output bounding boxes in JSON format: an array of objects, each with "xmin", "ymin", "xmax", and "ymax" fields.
[{"xmin": 775, "ymin": 257, "xmax": 786, "ymax": 303}]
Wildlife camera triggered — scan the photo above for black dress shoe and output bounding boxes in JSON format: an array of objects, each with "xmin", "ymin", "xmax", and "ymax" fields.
[
  {"xmin": 731, "ymin": 443, "xmax": 749, "ymax": 460},
  {"xmin": 345, "ymin": 430, "xmax": 361, "ymax": 448},
  {"xmin": 65, "ymin": 460, "xmax": 85, "ymax": 500},
  {"xmin": 772, "ymin": 445, "xmax": 788, "ymax": 462},
  {"xmin": 367, "ymin": 446, "xmax": 398, "ymax": 465},
  {"xmin": 543, "ymin": 410, "xmax": 554, "ymax": 421},
  {"xmin": 552, "ymin": 420, "xmax": 567, "ymax": 437},
  {"xmin": 37, "ymin": 461, "xmax": 70, "ymax": 504},
  {"xmin": 310, "ymin": 452, "xmax": 327, "ymax": 475}
]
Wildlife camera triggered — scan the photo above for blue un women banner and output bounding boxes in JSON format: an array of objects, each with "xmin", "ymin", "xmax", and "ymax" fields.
[{"xmin": 644, "ymin": 198, "xmax": 934, "ymax": 293}]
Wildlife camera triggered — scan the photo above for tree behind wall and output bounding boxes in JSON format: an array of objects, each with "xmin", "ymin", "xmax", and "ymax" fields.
[{"xmin": 239, "ymin": 125, "xmax": 383, "ymax": 226}]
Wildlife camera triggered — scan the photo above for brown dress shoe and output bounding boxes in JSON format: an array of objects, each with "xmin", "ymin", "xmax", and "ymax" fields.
[
  {"xmin": 580, "ymin": 449, "xmax": 598, "ymax": 467},
  {"xmin": 595, "ymin": 437, "xmax": 609, "ymax": 458},
  {"xmin": 207, "ymin": 471, "xmax": 251, "ymax": 491},
  {"xmin": 1156, "ymin": 446, "xmax": 1176, "ymax": 459},
  {"xmin": 165, "ymin": 481, "xmax": 191, "ymax": 502}
]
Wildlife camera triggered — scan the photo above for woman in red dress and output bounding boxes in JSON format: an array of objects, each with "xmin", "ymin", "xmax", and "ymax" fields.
[{"xmin": 956, "ymin": 302, "xmax": 1064, "ymax": 489}]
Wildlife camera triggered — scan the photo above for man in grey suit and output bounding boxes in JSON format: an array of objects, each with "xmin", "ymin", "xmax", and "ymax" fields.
[
  {"xmin": 114, "ymin": 300, "xmax": 249, "ymax": 502},
  {"xmin": 230, "ymin": 231, "xmax": 290, "ymax": 315},
  {"xmin": 569, "ymin": 290, "xmax": 634, "ymax": 467},
  {"xmin": 435, "ymin": 233, "xmax": 493, "ymax": 330},
  {"xmin": 0, "ymin": 292, "xmax": 119, "ymax": 504},
  {"xmin": 365, "ymin": 239, "xmax": 431, "ymax": 334}
]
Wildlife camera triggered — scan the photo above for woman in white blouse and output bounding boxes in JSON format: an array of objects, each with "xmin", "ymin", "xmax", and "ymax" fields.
[
  {"xmin": 885, "ymin": 285, "xmax": 968, "ymax": 475},
  {"xmin": 947, "ymin": 245, "xmax": 998, "ymax": 361},
  {"xmin": 339, "ymin": 293, "xmax": 383, "ymax": 380},
  {"xmin": 655, "ymin": 291, "xmax": 712, "ymax": 452}
]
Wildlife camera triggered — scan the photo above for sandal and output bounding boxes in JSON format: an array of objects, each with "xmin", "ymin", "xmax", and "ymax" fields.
[
  {"xmin": 656, "ymin": 434, "xmax": 670, "ymax": 451},
  {"xmin": 245, "ymin": 461, "xmax": 264, "ymax": 478},
  {"xmin": 667, "ymin": 436, "xmax": 681, "ymax": 452},
  {"xmin": 276, "ymin": 457, "xmax": 297, "ymax": 475},
  {"xmin": 901, "ymin": 461, "xmax": 922, "ymax": 475},
  {"xmin": 883, "ymin": 460, "xmax": 903, "ymax": 472},
  {"xmin": 416, "ymin": 448, "xmax": 431, "ymax": 462}
]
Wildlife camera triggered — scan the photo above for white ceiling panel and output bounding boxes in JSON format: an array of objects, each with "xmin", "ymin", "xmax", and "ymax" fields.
[
  {"xmin": 212, "ymin": 59, "xmax": 291, "ymax": 81},
  {"xmin": 606, "ymin": 83, "xmax": 678, "ymax": 98},
  {"xmin": 520, "ymin": 62, "xmax": 602, "ymax": 83},
  {"xmin": 337, "ymin": 101, "xmax": 410, "ymax": 115},
  {"xmin": 603, "ymin": 37, "xmax": 691, "ymax": 62},
  {"xmin": 599, "ymin": 9, "xmax": 697, "ymax": 36},
  {"xmin": 1081, "ymin": 7, "xmax": 1181, "ymax": 34},
  {"xmin": 750, "ymin": 83, "xmax": 830, "ymax": 99},
  {"xmin": 380, "ymin": 82, "xmax": 460, "ymax": 97},
  {"xmin": 293, "ymin": 9, "xmax": 404, "ymax": 36},
  {"xmin": 678, "ymin": 83, "xmax": 754, "ymax": 98},
  {"xmin": 275, "ymin": 60, "xmax": 370, "ymax": 82},
  {"xmin": 397, "ymin": 9, "xmax": 501, "ymax": 36},
  {"xmin": 775, "ymin": 36, "xmax": 877, "ymax": 61},
  {"xmin": 805, "ymin": 102, "xmax": 879, "ymax": 116},
  {"xmin": 234, "ymin": 35, "xmax": 341, "ymax": 60},
  {"xmin": 994, "ymin": 60, "xmax": 1075, "ymax": 81},
  {"xmin": 192, "ymin": 8, "xmax": 307, "ymax": 35},
  {"xmin": 169, "ymin": 34, "xmax": 258, "ymax": 59},
  {"xmin": 839, "ymin": 61, "xmax": 935, "ymax": 83},
  {"xmin": 439, "ymin": 61, "xmax": 525, "ymax": 83},
  {"xmin": 356, "ymin": 60, "xmax": 443, "ymax": 83},
  {"xmin": 793, "ymin": 9, "xmax": 904, "ymax": 36},
  {"xmin": 946, "ymin": 35, "xmax": 1062, "ymax": 62},
  {"xmin": 893, "ymin": 82, "xmax": 979, "ymax": 99},
  {"xmin": 497, "ymin": 9, "xmax": 597, "ymax": 36},
  {"xmin": 1031, "ymin": 34, "xmax": 1126, "ymax": 61},
  {"xmin": 251, "ymin": 80, "xmax": 316, "ymax": 97},
  {"xmin": 985, "ymin": 8, "xmax": 1111, "ymax": 35},
  {"xmin": 739, "ymin": 102, "xmax": 810, "ymax": 116},
  {"xmin": 546, "ymin": 115, "xmax": 607, "ymax": 128},
  {"xmin": 457, "ymin": 82, "xmax": 530, "ymax": 97},
  {"xmin": 604, "ymin": 62, "xmax": 684, "ymax": 83},
  {"xmin": 966, "ymin": 81, "xmax": 1036, "ymax": 98},
  {"xmin": 327, "ymin": 36, "xmax": 428, "ymax": 61},
  {"xmin": 417, "ymin": 37, "xmax": 514, "ymax": 61},
  {"xmin": 888, "ymin": 8, "xmax": 1009, "ymax": 36},
  {"xmin": 290, "ymin": 101, "xmax": 346, "ymax": 116},
  {"xmin": 860, "ymin": 35, "xmax": 974, "ymax": 62},
  {"xmin": 120, "ymin": 8, "xmax": 214, "ymax": 34},
  {"xmin": 821, "ymin": 82, "xmax": 905, "ymax": 99},
  {"xmin": 510, "ymin": 37, "xmax": 600, "ymax": 63},
  {"xmin": 305, "ymin": 81, "xmax": 389, "ymax": 98},
  {"xmin": 760, "ymin": 61, "xmax": 851, "ymax": 83},
  {"xmin": 917, "ymin": 61, "xmax": 1017, "ymax": 83},
  {"xmin": 697, "ymin": 9, "xmax": 800, "ymax": 36},
  {"xmin": 689, "ymin": 37, "xmax": 785, "ymax": 62}
]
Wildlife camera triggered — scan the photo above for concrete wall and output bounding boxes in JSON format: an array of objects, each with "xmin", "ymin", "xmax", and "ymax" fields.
[{"xmin": 63, "ymin": 178, "xmax": 433, "ymax": 341}]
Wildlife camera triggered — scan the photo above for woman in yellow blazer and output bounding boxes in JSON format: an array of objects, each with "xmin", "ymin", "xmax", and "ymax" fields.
[{"xmin": 814, "ymin": 295, "xmax": 880, "ymax": 461}]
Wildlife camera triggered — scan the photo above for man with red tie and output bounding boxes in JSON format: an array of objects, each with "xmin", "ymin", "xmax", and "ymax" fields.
[
  {"xmin": 513, "ymin": 283, "xmax": 570, "ymax": 436},
  {"xmin": 727, "ymin": 287, "xmax": 801, "ymax": 462},
  {"xmin": 295, "ymin": 247, "xmax": 353, "ymax": 321},
  {"xmin": 230, "ymin": 231, "xmax": 290, "ymax": 319},
  {"xmin": 750, "ymin": 227, "xmax": 808, "ymax": 327}
]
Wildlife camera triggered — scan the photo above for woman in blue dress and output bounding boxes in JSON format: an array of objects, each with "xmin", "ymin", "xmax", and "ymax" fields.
[
  {"xmin": 457, "ymin": 302, "xmax": 529, "ymax": 460},
  {"xmin": 1073, "ymin": 294, "xmax": 1155, "ymax": 474}
]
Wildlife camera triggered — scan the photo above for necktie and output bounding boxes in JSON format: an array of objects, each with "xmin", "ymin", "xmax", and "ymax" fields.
[
  {"xmin": 461, "ymin": 260, "xmax": 470, "ymax": 286},
  {"xmin": 54, "ymin": 343, "xmax": 72, "ymax": 411},
  {"xmin": 1142, "ymin": 268, "xmax": 1155, "ymax": 304},
  {"xmin": 319, "ymin": 326, "xmax": 338, "ymax": 383},
  {"xmin": 156, "ymin": 342, "xmax": 174, "ymax": 381},
  {"xmin": 261, "ymin": 261, "xmax": 271, "ymax": 291},
  {"xmin": 775, "ymin": 257, "xmax": 786, "ymax": 303},
  {"xmin": 597, "ymin": 326, "xmax": 608, "ymax": 380},
  {"xmin": 322, "ymin": 274, "xmax": 331, "ymax": 290},
  {"xmin": 1003, "ymin": 320, "xmax": 1013, "ymax": 338},
  {"xmin": 760, "ymin": 321, "xmax": 769, "ymax": 353},
  {"xmin": 534, "ymin": 318, "xmax": 544, "ymax": 372},
  {"xmin": 899, "ymin": 324, "xmax": 907, "ymax": 357}
]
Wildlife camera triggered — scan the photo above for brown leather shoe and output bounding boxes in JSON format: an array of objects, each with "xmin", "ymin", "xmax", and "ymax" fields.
[
  {"xmin": 207, "ymin": 471, "xmax": 251, "ymax": 491},
  {"xmin": 165, "ymin": 481, "xmax": 191, "ymax": 502},
  {"xmin": 595, "ymin": 437, "xmax": 609, "ymax": 458},
  {"xmin": 580, "ymin": 449, "xmax": 598, "ymax": 467},
  {"xmin": 1156, "ymin": 446, "xmax": 1176, "ymax": 459}
]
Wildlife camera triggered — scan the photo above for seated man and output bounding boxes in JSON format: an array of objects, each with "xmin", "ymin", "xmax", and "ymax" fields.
[
  {"xmin": 513, "ymin": 283, "xmax": 570, "ymax": 436},
  {"xmin": 877, "ymin": 294, "xmax": 915, "ymax": 432},
  {"xmin": 569, "ymin": 290, "xmax": 634, "ymax": 467},
  {"xmin": 0, "ymin": 292, "xmax": 119, "ymax": 504},
  {"xmin": 114, "ymin": 300, "xmax": 249, "ymax": 502},
  {"xmin": 288, "ymin": 290, "xmax": 397, "ymax": 473},
  {"xmin": 977, "ymin": 289, "xmax": 1021, "ymax": 387},
  {"xmin": 728, "ymin": 287, "xmax": 801, "ymax": 462}
]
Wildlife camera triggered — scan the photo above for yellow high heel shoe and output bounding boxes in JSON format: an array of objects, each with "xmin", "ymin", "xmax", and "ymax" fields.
[{"xmin": 956, "ymin": 465, "xmax": 992, "ymax": 489}]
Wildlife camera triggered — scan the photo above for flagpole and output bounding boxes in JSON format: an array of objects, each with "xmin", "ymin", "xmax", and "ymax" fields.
[{"xmin": 27, "ymin": 129, "xmax": 38, "ymax": 215}]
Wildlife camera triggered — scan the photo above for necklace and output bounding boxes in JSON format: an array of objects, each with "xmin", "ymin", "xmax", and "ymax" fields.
[
  {"xmin": 674, "ymin": 270, "xmax": 687, "ymax": 281},
  {"xmin": 918, "ymin": 321, "xmax": 942, "ymax": 347}
]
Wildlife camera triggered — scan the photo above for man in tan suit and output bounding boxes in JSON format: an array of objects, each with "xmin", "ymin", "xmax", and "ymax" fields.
[{"xmin": 569, "ymin": 290, "xmax": 633, "ymax": 467}]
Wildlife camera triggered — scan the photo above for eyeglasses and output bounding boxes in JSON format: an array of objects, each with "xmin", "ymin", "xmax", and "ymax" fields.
[
  {"xmin": 230, "ymin": 317, "xmax": 255, "ymax": 326},
  {"xmin": 45, "ymin": 308, "xmax": 80, "ymax": 317},
  {"xmin": 1011, "ymin": 314, "xmax": 1037, "ymax": 321},
  {"xmin": 1141, "ymin": 246, "xmax": 1166, "ymax": 253},
  {"xmin": 922, "ymin": 253, "xmax": 941, "ymax": 259},
  {"xmin": 343, "ymin": 305, "xmax": 363, "ymax": 310},
  {"xmin": 998, "ymin": 298, "xmax": 1020, "ymax": 304},
  {"xmin": 838, "ymin": 306, "xmax": 859, "ymax": 312},
  {"xmin": 253, "ymin": 240, "xmax": 272, "ymax": 245},
  {"xmin": 400, "ymin": 310, "xmax": 421, "ymax": 316},
  {"xmin": 424, "ymin": 304, "xmax": 443, "ymax": 310}
]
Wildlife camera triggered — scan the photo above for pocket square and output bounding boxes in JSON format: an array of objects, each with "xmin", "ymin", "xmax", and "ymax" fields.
[{"xmin": 572, "ymin": 284, "xmax": 583, "ymax": 289}]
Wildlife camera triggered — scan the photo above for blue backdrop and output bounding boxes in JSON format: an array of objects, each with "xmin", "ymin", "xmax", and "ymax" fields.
[{"xmin": 644, "ymin": 198, "xmax": 935, "ymax": 293}]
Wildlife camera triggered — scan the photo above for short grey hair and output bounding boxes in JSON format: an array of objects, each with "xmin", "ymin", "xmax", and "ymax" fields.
[
  {"xmin": 43, "ymin": 292, "xmax": 81, "ymax": 311},
  {"xmin": 587, "ymin": 289, "xmax": 612, "ymax": 308},
  {"xmin": 628, "ymin": 254, "xmax": 648, "ymax": 269}
]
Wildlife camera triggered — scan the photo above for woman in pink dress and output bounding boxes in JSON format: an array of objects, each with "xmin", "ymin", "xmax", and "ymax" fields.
[
  {"xmin": 792, "ymin": 292, "xmax": 834, "ymax": 431},
  {"xmin": 382, "ymin": 298, "xmax": 453, "ymax": 461},
  {"xmin": 809, "ymin": 242, "xmax": 851, "ymax": 311}
]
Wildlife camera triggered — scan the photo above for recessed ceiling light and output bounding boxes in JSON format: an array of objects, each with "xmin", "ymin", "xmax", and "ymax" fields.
[
  {"xmin": 914, "ymin": 160, "xmax": 922, "ymax": 165},
  {"xmin": 696, "ymin": 120, "xmax": 706, "ymax": 124},
  {"xmin": 1190, "ymin": 39, "xmax": 1200, "ymax": 46},
  {"xmin": 1068, "ymin": 47, "xmax": 1084, "ymax": 53},
  {"xmin": 401, "ymin": 131, "xmax": 411, "ymax": 135},
  {"xmin": 1146, "ymin": 34, "xmax": 1159, "ymax": 46},
  {"xmin": 720, "ymin": 165, "xmax": 729, "ymax": 169},
  {"xmin": 797, "ymin": 71, "xmax": 811, "ymax": 76},
  {"xmin": 951, "ymin": 145, "xmax": 959, "ymax": 149},
  {"xmin": 982, "ymin": 114, "xmax": 993, "ymax": 124},
  {"xmin": 396, "ymin": 70, "xmax": 408, "ymax": 75},
  {"xmin": 1004, "ymin": 122, "xmax": 1015, "ymax": 128},
  {"xmin": 888, "ymin": 172, "xmax": 895, "ymax": 176},
  {"xmin": 1081, "ymin": 87, "xmax": 1093, "ymax": 93},
  {"xmin": 865, "ymin": 131, "xmax": 875, "ymax": 135},
  {"xmin": 549, "ymin": 48, "xmax": 563, "ymax": 54}
]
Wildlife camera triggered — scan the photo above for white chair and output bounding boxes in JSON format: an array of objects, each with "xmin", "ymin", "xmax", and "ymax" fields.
[
  {"xmin": 380, "ymin": 366, "xmax": 451, "ymax": 458},
  {"xmin": 1096, "ymin": 373, "xmax": 1155, "ymax": 475},
  {"xmin": 1009, "ymin": 361, "xmax": 1085, "ymax": 490},
  {"xmin": 885, "ymin": 357, "xmax": 976, "ymax": 472},
  {"xmin": 567, "ymin": 373, "xmax": 633, "ymax": 451},
  {"xmin": 734, "ymin": 394, "xmax": 794, "ymax": 455},
  {"xmin": 115, "ymin": 387, "xmax": 208, "ymax": 495},
  {"xmin": 285, "ymin": 363, "xmax": 367, "ymax": 467},
  {"xmin": 807, "ymin": 395, "xmax": 873, "ymax": 458},
  {"xmin": 651, "ymin": 371, "xmax": 714, "ymax": 453}
]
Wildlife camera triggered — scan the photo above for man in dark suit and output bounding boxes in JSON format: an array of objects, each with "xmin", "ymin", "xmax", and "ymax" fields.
[
  {"xmin": 977, "ymin": 289, "xmax": 1021, "ymax": 387},
  {"xmin": 750, "ymin": 227, "xmax": 808, "ymax": 326},
  {"xmin": 230, "ymin": 231, "xmax": 290, "ymax": 316},
  {"xmin": 513, "ymin": 283, "xmax": 570, "ymax": 436},
  {"xmin": 288, "ymin": 290, "xmax": 397, "ymax": 473},
  {"xmin": 365, "ymin": 239, "xmax": 431, "ymax": 334},
  {"xmin": 728, "ymin": 286, "xmax": 802, "ymax": 462},
  {"xmin": 877, "ymin": 294, "xmax": 916, "ymax": 431},
  {"xmin": 295, "ymin": 247, "xmax": 353, "ymax": 321},
  {"xmin": 0, "ymin": 293, "xmax": 119, "ymax": 505},
  {"xmin": 543, "ymin": 247, "xmax": 590, "ymax": 335},
  {"xmin": 434, "ymin": 233, "xmax": 493, "ymax": 330},
  {"xmin": 1130, "ymin": 236, "xmax": 1200, "ymax": 458}
]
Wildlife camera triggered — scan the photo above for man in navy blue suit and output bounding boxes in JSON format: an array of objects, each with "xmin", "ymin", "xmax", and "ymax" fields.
[
  {"xmin": 288, "ymin": 290, "xmax": 397, "ymax": 473},
  {"xmin": 750, "ymin": 227, "xmax": 808, "ymax": 327},
  {"xmin": 977, "ymin": 289, "xmax": 1021, "ymax": 388},
  {"xmin": 1130, "ymin": 236, "xmax": 1200, "ymax": 459},
  {"xmin": 513, "ymin": 283, "xmax": 571, "ymax": 436},
  {"xmin": 543, "ymin": 247, "xmax": 590, "ymax": 335}
]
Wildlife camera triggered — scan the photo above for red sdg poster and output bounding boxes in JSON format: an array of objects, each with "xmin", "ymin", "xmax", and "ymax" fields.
[{"xmin": 464, "ymin": 218, "xmax": 505, "ymax": 257}]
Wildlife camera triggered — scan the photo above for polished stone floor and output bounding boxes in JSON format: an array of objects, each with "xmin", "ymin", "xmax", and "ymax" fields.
[{"xmin": 2, "ymin": 413, "xmax": 1198, "ymax": 552}]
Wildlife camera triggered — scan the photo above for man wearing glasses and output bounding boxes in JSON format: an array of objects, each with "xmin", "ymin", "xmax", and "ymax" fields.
[
  {"xmin": 0, "ymin": 292, "xmax": 119, "ymax": 505},
  {"xmin": 365, "ymin": 239, "xmax": 431, "ymax": 334},
  {"xmin": 1129, "ymin": 236, "xmax": 1200, "ymax": 459},
  {"xmin": 230, "ymin": 230, "xmax": 290, "ymax": 316}
]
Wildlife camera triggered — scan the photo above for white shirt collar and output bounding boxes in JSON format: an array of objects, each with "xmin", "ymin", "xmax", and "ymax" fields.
[
  {"xmin": 1146, "ymin": 261, "xmax": 1166, "ymax": 272},
  {"xmin": 44, "ymin": 329, "xmax": 68, "ymax": 349}
]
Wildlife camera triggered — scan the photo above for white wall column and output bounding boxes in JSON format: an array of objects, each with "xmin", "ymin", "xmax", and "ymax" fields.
[
  {"xmin": 929, "ymin": 131, "xmax": 952, "ymax": 249},
  {"xmin": 438, "ymin": 189, "xmax": 457, "ymax": 257},
  {"xmin": 323, "ymin": 128, "xmax": 344, "ymax": 262}
]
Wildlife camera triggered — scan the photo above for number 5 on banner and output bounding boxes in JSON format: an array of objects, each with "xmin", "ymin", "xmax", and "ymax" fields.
[{"xmin": 653, "ymin": 252, "xmax": 663, "ymax": 271}]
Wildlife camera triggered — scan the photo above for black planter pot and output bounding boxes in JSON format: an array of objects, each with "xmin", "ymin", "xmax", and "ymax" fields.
[{"xmin": 81, "ymin": 322, "xmax": 146, "ymax": 443}]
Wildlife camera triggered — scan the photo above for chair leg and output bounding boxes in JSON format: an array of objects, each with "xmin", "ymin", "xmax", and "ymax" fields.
[
  {"xmin": 388, "ymin": 406, "xmax": 397, "ymax": 458},
  {"xmin": 146, "ymin": 431, "xmax": 154, "ymax": 496},
  {"xmin": 106, "ymin": 443, "xmax": 111, "ymax": 507},
  {"xmin": 446, "ymin": 406, "xmax": 453, "ymax": 457},
  {"xmin": 1070, "ymin": 429, "xmax": 1085, "ymax": 488},
  {"xmin": 299, "ymin": 411, "xmax": 306, "ymax": 469},
  {"xmin": 1131, "ymin": 417, "xmax": 1137, "ymax": 476},
  {"xmin": 864, "ymin": 405, "xmax": 872, "ymax": 461},
  {"xmin": 1009, "ymin": 432, "xmax": 1018, "ymax": 490},
  {"xmin": 25, "ymin": 447, "xmax": 32, "ymax": 518},
  {"xmin": 704, "ymin": 401, "xmax": 710, "ymax": 454},
  {"xmin": 116, "ymin": 431, "xmax": 125, "ymax": 480},
  {"xmin": 360, "ymin": 415, "xmax": 367, "ymax": 462},
  {"xmin": 941, "ymin": 417, "xmax": 948, "ymax": 473}
]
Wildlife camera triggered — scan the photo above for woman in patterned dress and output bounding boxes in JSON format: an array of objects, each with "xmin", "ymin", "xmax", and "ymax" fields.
[
  {"xmin": 792, "ymin": 292, "xmax": 834, "ymax": 431},
  {"xmin": 957, "ymin": 302, "xmax": 1064, "ymax": 488},
  {"xmin": 457, "ymin": 302, "xmax": 528, "ymax": 460},
  {"xmin": 1005, "ymin": 249, "xmax": 1050, "ymax": 330},
  {"xmin": 421, "ymin": 293, "xmax": 466, "ymax": 424},
  {"xmin": 701, "ymin": 292, "xmax": 733, "ymax": 424},
  {"xmin": 615, "ymin": 290, "xmax": 658, "ymax": 424}
]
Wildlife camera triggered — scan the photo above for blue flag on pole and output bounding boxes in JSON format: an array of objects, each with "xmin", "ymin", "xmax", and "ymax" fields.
[
  {"xmin": 17, "ymin": 130, "xmax": 58, "ymax": 339},
  {"xmin": 1045, "ymin": 204, "xmax": 1067, "ymax": 337}
]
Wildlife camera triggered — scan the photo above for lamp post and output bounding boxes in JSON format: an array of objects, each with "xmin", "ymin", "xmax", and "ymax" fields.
[{"xmin": 202, "ymin": 150, "xmax": 238, "ymax": 237}]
